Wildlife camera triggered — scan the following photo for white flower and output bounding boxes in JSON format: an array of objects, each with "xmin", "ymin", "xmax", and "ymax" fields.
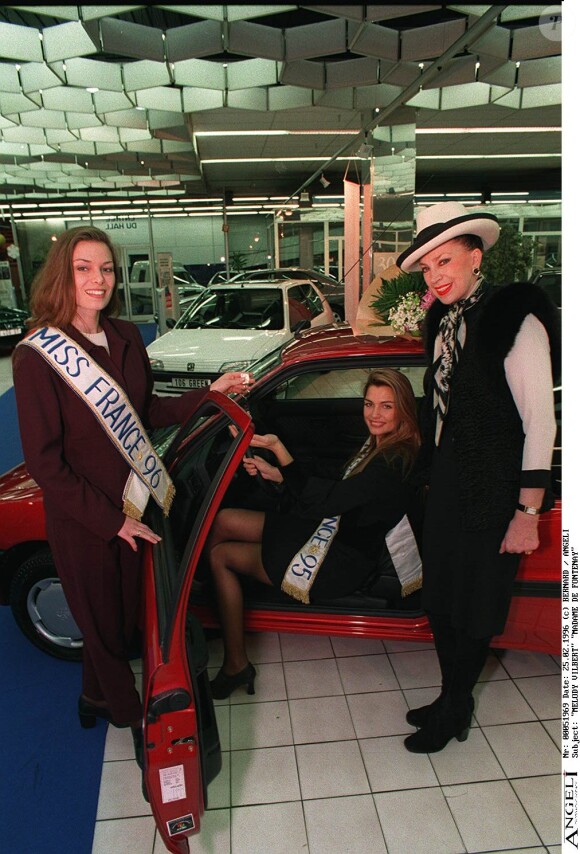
[{"xmin": 387, "ymin": 292, "xmax": 426, "ymax": 334}]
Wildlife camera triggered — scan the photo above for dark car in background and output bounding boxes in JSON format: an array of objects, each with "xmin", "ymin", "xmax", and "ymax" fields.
[
  {"xmin": 531, "ymin": 269, "xmax": 561, "ymax": 309},
  {"xmin": 0, "ymin": 305, "xmax": 28, "ymax": 350}
]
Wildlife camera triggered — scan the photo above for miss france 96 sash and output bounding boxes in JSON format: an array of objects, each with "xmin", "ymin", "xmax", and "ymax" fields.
[
  {"xmin": 19, "ymin": 326, "xmax": 175, "ymax": 520},
  {"xmin": 281, "ymin": 441, "xmax": 422, "ymax": 604}
]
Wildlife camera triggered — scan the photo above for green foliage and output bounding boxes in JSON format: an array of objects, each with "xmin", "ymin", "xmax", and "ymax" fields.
[
  {"xmin": 369, "ymin": 271, "xmax": 426, "ymax": 324},
  {"xmin": 229, "ymin": 251, "xmax": 248, "ymax": 272},
  {"xmin": 481, "ymin": 223, "xmax": 536, "ymax": 285}
]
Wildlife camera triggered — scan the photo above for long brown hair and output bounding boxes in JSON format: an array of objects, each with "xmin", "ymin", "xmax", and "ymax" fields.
[
  {"xmin": 27, "ymin": 226, "xmax": 120, "ymax": 329},
  {"xmin": 349, "ymin": 368, "xmax": 421, "ymax": 477}
]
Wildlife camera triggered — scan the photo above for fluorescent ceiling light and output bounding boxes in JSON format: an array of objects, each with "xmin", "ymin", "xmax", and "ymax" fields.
[
  {"xmin": 417, "ymin": 154, "xmax": 559, "ymax": 160},
  {"xmin": 195, "ymin": 130, "xmax": 358, "ymax": 137},
  {"xmin": 416, "ymin": 126, "xmax": 560, "ymax": 134}
]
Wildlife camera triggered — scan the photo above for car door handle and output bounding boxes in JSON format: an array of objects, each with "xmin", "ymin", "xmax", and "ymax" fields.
[{"xmin": 147, "ymin": 688, "xmax": 191, "ymax": 722}]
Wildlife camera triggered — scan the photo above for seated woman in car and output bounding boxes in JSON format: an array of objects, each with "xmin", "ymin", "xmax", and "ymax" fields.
[{"xmin": 206, "ymin": 368, "xmax": 422, "ymax": 698}]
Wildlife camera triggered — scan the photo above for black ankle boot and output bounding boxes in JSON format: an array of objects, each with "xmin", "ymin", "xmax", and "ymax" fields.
[
  {"xmin": 211, "ymin": 663, "xmax": 256, "ymax": 699},
  {"xmin": 406, "ymin": 693, "xmax": 446, "ymax": 728},
  {"xmin": 78, "ymin": 696, "xmax": 114, "ymax": 729},
  {"xmin": 404, "ymin": 695, "xmax": 474, "ymax": 754}
]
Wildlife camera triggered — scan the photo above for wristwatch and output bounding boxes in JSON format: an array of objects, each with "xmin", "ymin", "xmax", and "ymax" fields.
[{"xmin": 517, "ymin": 503, "xmax": 541, "ymax": 516}]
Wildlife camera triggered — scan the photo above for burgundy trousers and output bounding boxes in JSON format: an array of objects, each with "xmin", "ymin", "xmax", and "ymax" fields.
[{"xmin": 46, "ymin": 512, "xmax": 143, "ymax": 725}]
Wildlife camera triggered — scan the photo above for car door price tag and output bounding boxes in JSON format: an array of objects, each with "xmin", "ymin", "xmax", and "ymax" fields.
[
  {"xmin": 159, "ymin": 764, "xmax": 187, "ymax": 803},
  {"xmin": 563, "ymin": 530, "xmax": 579, "ymax": 851}
]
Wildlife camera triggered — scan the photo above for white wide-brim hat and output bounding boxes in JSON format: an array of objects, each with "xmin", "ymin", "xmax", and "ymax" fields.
[{"xmin": 396, "ymin": 201, "xmax": 500, "ymax": 272}]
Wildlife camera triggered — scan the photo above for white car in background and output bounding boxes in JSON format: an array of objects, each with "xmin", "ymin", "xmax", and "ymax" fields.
[{"xmin": 147, "ymin": 278, "xmax": 334, "ymax": 394}]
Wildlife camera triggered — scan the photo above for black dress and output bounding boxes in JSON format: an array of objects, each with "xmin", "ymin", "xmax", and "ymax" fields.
[
  {"xmin": 421, "ymin": 302, "xmax": 521, "ymax": 638},
  {"xmin": 261, "ymin": 452, "xmax": 413, "ymax": 601},
  {"xmin": 421, "ymin": 426, "xmax": 520, "ymax": 638}
]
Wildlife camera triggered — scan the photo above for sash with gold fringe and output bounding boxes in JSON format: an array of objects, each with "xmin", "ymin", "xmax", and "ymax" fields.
[
  {"xmin": 19, "ymin": 326, "xmax": 175, "ymax": 519},
  {"xmin": 281, "ymin": 441, "xmax": 422, "ymax": 604}
]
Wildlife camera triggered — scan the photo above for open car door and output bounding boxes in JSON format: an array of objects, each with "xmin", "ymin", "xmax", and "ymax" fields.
[{"xmin": 140, "ymin": 391, "xmax": 253, "ymax": 853}]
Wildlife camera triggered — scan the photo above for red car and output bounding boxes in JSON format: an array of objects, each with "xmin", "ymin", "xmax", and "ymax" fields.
[{"xmin": 0, "ymin": 326, "xmax": 561, "ymax": 852}]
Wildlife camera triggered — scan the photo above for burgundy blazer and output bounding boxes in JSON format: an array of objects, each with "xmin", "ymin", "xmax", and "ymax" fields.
[{"xmin": 13, "ymin": 317, "xmax": 208, "ymax": 542}]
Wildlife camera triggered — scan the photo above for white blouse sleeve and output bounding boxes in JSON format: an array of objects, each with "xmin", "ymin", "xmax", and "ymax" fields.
[{"xmin": 504, "ymin": 314, "xmax": 557, "ymax": 472}]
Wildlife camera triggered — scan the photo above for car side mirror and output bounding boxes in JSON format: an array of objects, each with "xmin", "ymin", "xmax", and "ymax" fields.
[{"xmin": 166, "ymin": 317, "xmax": 176, "ymax": 329}]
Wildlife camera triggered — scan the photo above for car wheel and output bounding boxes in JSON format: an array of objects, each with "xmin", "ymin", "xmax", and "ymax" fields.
[{"xmin": 9, "ymin": 549, "xmax": 83, "ymax": 662}]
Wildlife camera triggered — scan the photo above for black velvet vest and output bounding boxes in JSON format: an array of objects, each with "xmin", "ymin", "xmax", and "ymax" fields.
[{"xmin": 422, "ymin": 282, "xmax": 560, "ymax": 530}]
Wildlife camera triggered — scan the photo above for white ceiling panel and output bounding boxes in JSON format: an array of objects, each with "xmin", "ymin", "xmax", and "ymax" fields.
[
  {"xmin": 520, "ymin": 82, "xmax": 561, "ymax": 108},
  {"xmin": 326, "ymin": 57, "xmax": 379, "ymax": 90},
  {"xmin": 93, "ymin": 91, "xmax": 135, "ymax": 113},
  {"xmin": 166, "ymin": 21, "xmax": 223, "ymax": 62},
  {"xmin": 100, "ymin": 17, "xmax": 164, "ymax": 61},
  {"xmin": 512, "ymin": 24, "xmax": 562, "ymax": 60},
  {"xmin": 0, "ymin": 22, "xmax": 44, "ymax": 62},
  {"xmin": 402, "ymin": 18, "xmax": 467, "ymax": 61},
  {"xmin": 0, "ymin": 63, "xmax": 23, "ymax": 94},
  {"xmin": 440, "ymin": 81, "xmax": 492, "ymax": 110},
  {"xmin": 123, "ymin": 61, "xmax": 172, "ymax": 92},
  {"xmin": 42, "ymin": 21, "xmax": 101, "ymax": 62},
  {"xmin": 280, "ymin": 60, "xmax": 325, "ymax": 90},
  {"xmin": 227, "ymin": 59, "xmax": 278, "ymax": 91},
  {"xmin": 19, "ymin": 109, "xmax": 67, "ymax": 129},
  {"xmin": 79, "ymin": 6, "xmax": 146, "ymax": 21},
  {"xmin": 227, "ymin": 88, "xmax": 269, "ymax": 111},
  {"xmin": 518, "ymin": 56, "xmax": 561, "ymax": 87},
  {"xmin": 64, "ymin": 113, "xmax": 103, "ymax": 130},
  {"xmin": 478, "ymin": 58, "xmax": 516, "ymax": 89},
  {"xmin": 0, "ymin": 4, "xmax": 561, "ymax": 204},
  {"xmin": 42, "ymin": 86, "xmax": 95, "ymax": 113},
  {"xmin": 103, "ymin": 109, "xmax": 149, "ymax": 129},
  {"xmin": 2, "ymin": 125, "xmax": 46, "ymax": 144},
  {"xmin": 173, "ymin": 58, "xmax": 226, "ymax": 90},
  {"xmin": 268, "ymin": 86, "xmax": 313, "ymax": 111},
  {"xmin": 228, "ymin": 20, "xmax": 284, "ymax": 61},
  {"xmin": 0, "ymin": 92, "xmax": 42, "ymax": 114},
  {"xmin": 20, "ymin": 62, "xmax": 64, "ymax": 94},
  {"xmin": 64, "ymin": 57, "xmax": 124, "ymax": 91},
  {"xmin": 78, "ymin": 126, "xmax": 121, "ymax": 143},
  {"xmin": 135, "ymin": 87, "xmax": 183, "ymax": 112},
  {"xmin": 348, "ymin": 22, "xmax": 399, "ymax": 61},
  {"xmin": 285, "ymin": 18, "xmax": 346, "ymax": 61}
]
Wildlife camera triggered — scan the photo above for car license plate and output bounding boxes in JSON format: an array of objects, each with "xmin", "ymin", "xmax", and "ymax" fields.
[
  {"xmin": 0, "ymin": 328, "xmax": 21, "ymax": 337},
  {"xmin": 171, "ymin": 377, "xmax": 211, "ymax": 389}
]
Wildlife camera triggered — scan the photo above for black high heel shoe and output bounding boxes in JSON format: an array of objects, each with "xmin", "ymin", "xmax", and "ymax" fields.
[
  {"xmin": 78, "ymin": 696, "xmax": 132, "ymax": 730},
  {"xmin": 78, "ymin": 696, "xmax": 115, "ymax": 729},
  {"xmin": 406, "ymin": 693, "xmax": 445, "ymax": 728},
  {"xmin": 404, "ymin": 695, "xmax": 474, "ymax": 754},
  {"xmin": 210, "ymin": 663, "xmax": 256, "ymax": 699}
]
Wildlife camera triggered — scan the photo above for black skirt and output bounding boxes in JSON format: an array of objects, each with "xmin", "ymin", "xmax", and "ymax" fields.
[
  {"xmin": 261, "ymin": 512, "xmax": 376, "ymax": 602},
  {"xmin": 421, "ymin": 429, "xmax": 520, "ymax": 638}
]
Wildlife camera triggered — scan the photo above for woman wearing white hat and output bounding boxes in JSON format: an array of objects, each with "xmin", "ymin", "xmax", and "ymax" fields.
[{"xmin": 397, "ymin": 201, "xmax": 560, "ymax": 754}]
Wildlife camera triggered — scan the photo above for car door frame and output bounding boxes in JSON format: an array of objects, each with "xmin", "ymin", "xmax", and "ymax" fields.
[{"xmin": 141, "ymin": 391, "xmax": 253, "ymax": 853}]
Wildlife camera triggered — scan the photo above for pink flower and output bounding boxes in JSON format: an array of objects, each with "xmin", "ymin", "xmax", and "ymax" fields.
[{"xmin": 420, "ymin": 290, "xmax": 436, "ymax": 310}]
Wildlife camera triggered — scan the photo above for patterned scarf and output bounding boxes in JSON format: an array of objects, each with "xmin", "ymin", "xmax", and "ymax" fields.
[{"xmin": 432, "ymin": 278, "xmax": 485, "ymax": 445}]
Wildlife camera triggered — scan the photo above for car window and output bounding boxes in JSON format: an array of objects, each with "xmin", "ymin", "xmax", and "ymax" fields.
[
  {"xmin": 288, "ymin": 285, "xmax": 315, "ymax": 327},
  {"xmin": 176, "ymin": 288, "xmax": 283, "ymax": 330},
  {"xmin": 271, "ymin": 365, "xmax": 426, "ymax": 400}
]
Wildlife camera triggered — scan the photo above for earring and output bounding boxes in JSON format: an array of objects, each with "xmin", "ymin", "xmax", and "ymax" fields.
[{"xmin": 473, "ymin": 267, "xmax": 480, "ymax": 275}]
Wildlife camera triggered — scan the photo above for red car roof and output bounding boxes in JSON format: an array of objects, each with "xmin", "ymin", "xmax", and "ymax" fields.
[{"xmin": 278, "ymin": 325, "xmax": 425, "ymax": 365}]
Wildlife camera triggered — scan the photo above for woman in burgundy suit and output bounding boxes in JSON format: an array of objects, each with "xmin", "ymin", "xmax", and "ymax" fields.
[{"xmin": 13, "ymin": 227, "xmax": 251, "ymax": 766}]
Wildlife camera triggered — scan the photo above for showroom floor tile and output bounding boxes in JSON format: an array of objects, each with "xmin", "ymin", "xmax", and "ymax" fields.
[{"xmin": 91, "ymin": 635, "xmax": 562, "ymax": 854}]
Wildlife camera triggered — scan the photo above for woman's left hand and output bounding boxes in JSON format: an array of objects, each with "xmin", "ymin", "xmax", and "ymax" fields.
[
  {"xmin": 499, "ymin": 513, "xmax": 540, "ymax": 555},
  {"xmin": 211, "ymin": 371, "xmax": 255, "ymax": 395}
]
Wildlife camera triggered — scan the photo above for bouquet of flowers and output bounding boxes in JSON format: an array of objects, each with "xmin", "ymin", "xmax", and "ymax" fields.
[{"xmin": 369, "ymin": 271, "xmax": 434, "ymax": 336}]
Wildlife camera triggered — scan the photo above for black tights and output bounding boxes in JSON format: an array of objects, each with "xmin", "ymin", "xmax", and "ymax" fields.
[{"xmin": 428, "ymin": 611, "xmax": 492, "ymax": 700}]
